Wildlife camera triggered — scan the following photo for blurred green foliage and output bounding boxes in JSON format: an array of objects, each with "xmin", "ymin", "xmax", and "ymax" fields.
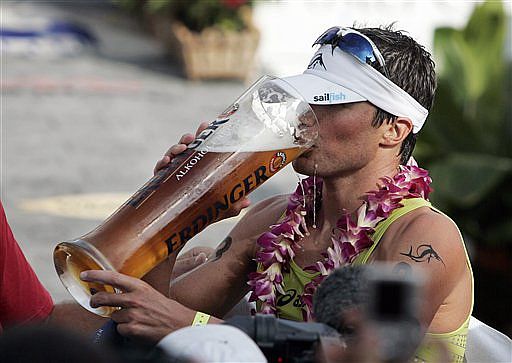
[
  {"xmin": 416, "ymin": 0, "xmax": 512, "ymax": 246},
  {"xmin": 115, "ymin": 0, "xmax": 253, "ymax": 32}
]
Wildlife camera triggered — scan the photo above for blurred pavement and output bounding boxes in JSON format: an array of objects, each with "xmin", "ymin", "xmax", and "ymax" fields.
[{"xmin": 1, "ymin": 1, "xmax": 299, "ymax": 302}]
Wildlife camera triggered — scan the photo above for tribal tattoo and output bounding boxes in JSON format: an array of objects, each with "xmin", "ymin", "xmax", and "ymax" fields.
[
  {"xmin": 213, "ymin": 236, "xmax": 233, "ymax": 261},
  {"xmin": 400, "ymin": 244, "xmax": 445, "ymax": 266}
]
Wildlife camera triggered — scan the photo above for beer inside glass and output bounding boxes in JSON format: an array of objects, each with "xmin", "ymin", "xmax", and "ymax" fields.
[{"xmin": 54, "ymin": 76, "xmax": 318, "ymax": 316}]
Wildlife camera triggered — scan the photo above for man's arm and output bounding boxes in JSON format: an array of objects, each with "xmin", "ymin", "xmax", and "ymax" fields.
[
  {"xmin": 373, "ymin": 208, "xmax": 471, "ymax": 333},
  {"xmin": 140, "ymin": 257, "xmax": 174, "ymax": 297},
  {"xmin": 169, "ymin": 194, "xmax": 288, "ymax": 317},
  {"xmin": 81, "ymin": 194, "xmax": 288, "ymax": 343},
  {"xmin": 48, "ymin": 246, "xmax": 215, "ymax": 336},
  {"xmin": 48, "ymin": 303, "xmax": 107, "ymax": 334}
]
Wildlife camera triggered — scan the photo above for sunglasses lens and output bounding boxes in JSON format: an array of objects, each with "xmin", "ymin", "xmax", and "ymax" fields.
[
  {"xmin": 313, "ymin": 27, "xmax": 340, "ymax": 46},
  {"xmin": 312, "ymin": 27, "xmax": 389, "ymax": 77},
  {"xmin": 338, "ymin": 33, "xmax": 377, "ymax": 65}
]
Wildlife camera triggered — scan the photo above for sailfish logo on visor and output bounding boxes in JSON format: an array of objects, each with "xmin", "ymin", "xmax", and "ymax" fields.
[
  {"xmin": 313, "ymin": 92, "xmax": 347, "ymax": 103},
  {"xmin": 307, "ymin": 54, "xmax": 326, "ymax": 70}
]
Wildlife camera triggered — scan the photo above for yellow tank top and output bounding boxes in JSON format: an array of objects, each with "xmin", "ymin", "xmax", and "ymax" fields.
[{"xmin": 257, "ymin": 198, "xmax": 474, "ymax": 363}]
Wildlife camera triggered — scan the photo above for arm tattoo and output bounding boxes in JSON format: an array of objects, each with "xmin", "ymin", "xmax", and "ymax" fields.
[
  {"xmin": 213, "ymin": 236, "xmax": 233, "ymax": 261},
  {"xmin": 400, "ymin": 244, "xmax": 445, "ymax": 266}
]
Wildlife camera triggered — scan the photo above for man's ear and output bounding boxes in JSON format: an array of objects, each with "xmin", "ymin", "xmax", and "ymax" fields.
[{"xmin": 380, "ymin": 117, "xmax": 413, "ymax": 147}]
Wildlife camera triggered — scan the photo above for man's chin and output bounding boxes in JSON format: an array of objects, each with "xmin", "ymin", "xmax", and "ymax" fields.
[
  {"xmin": 292, "ymin": 159, "xmax": 313, "ymax": 176},
  {"xmin": 300, "ymin": 147, "xmax": 315, "ymax": 157}
]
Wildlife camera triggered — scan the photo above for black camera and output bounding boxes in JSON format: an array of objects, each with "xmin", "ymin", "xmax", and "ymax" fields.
[
  {"xmin": 225, "ymin": 314, "xmax": 343, "ymax": 363},
  {"xmin": 364, "ymin": 264, "xmax": 424, "ymax": 363}
]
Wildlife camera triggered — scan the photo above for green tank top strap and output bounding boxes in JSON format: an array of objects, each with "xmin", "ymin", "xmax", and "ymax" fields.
[
  {"xmin": 353, "ymin": 198, "xmax": 432, "ymax": 265},
  {"xmin": 416, "ymin": 317, "xmax": 471, "ymax": 363}
]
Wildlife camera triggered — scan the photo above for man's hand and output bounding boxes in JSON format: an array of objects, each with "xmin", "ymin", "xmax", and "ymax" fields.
[
  {"xmin": 153, "ymin": 122, "xmax": 209, "ymax": 175},
  {"xmin": 153, "ymin": 122, "xmax": 251, "ymax": 214},
  {"xmin": 80, "ymin": 270, "xmax": 205, "ymax": 344}
]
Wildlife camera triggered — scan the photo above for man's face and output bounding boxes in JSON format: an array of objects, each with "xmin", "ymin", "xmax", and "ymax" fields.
[{"xmin": 293, "ymin": 101, "xmax": 382, "ymax": 178}]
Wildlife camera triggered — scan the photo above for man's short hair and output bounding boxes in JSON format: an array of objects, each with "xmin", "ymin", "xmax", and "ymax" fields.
[
  {"xmin": 357, "ymin": 25, "xmax": 437, "ymax": 164},
  {"xmin": 313, "ymin": 265, "xmax": 369, "ymax": 336}
]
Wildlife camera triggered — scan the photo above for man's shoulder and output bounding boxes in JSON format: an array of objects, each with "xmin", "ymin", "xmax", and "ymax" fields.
[
  {"xmin": 401, "ymin": 206, "xmax": 463, "ymax": 247},
  {"xmin": 403, "ymin": 205, "xmax": 459, "ymax": 232},
  {"xmin": 380, "ymin": 205, "xmax": 467, "ymax": 273}
]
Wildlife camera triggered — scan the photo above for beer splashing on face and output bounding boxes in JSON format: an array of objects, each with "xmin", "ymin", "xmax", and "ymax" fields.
[{"xmin": 295, "ymin": 165, "xmax": 319, "ymax": 229}]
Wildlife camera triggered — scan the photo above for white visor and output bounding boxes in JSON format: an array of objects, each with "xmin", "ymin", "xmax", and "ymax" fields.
[{"xmin": 283, "ymin": 45, "xmax": 428, "ymax": 133}]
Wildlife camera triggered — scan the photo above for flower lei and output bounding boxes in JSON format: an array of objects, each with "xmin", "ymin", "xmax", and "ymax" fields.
[{"xmin": 247, "ymin": 165, "xmax": 432, "ymax": 320}]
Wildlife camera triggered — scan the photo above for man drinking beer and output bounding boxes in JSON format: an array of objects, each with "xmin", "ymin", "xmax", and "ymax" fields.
[{"xmin": 82, "ymin": 26, "xmax": 473, "ymax": 362}]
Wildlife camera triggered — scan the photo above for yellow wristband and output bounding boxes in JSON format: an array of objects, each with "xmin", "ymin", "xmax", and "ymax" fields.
[{"xmin": 192, "ymin": 311, "xmax": 210, "ymax": 326}]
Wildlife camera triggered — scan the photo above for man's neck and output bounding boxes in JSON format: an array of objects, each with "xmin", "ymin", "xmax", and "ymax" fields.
[{"xmin": 320, "ymin": 161, "xmax": 399, "ymax": 227}]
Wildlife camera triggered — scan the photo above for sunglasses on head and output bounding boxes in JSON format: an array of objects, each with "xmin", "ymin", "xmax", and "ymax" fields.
[{"xmin": 313, "ymin": 27, "xmax": 390, "ymax": 78}]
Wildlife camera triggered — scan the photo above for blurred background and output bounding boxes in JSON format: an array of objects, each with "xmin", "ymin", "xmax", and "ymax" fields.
[{"xmin": 1, "ymin": 0, "xmax": 511, "ymax": 336}]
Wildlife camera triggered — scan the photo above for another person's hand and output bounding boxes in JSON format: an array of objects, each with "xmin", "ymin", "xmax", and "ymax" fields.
[
  {"xmin": 153, "ymin": 122, "xmax": 251, "ymax": 217},
  {"xmin": 80, "ymin": 270, "xmax": 204, "ymax": 344},
  {"xmin": 171, "ymin": 246, "xmax": 214, "ymax": 280}
]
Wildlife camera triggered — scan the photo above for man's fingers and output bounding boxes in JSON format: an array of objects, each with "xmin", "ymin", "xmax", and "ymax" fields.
[
  {"xmin": 229, "ymin": 197, "xmax": 251, "ymax": 217},
  {"xmin": 80, "ymin": 270, "xmax": 142, "ymax": 292},
  {"xmin": 216, "ymin": 197, "xmax": 251, "ymax": 219},
  {"xmin": 89, "ymin": 291, "xmax": 131, "ymax": 309},
  {"xmin": 153, "ymin": 156, "xmax": 170, "ymax": 175},
  {"xmin": 115, "ymin": 321, "xmax": 149, "ymax": 340},
  {"xmin": 195, "ymin": 121, "xmax": 209, "ymax": 137},
  {"xmin": 154, "ymin": 144, "xmax": 188, "ymax": 175},
  {"xmin": 179, "ymin": 133, "xmax": 195, "ymax": 145},
  {"xmin": 236, "ymin": 197, "xmax": 252, "ymax": 211},
  {"xmin": 165, "ymin": 144, "xmax": 188, "ymax": 158},
  {"xmin": 110, "ymin": 312, "xmax": 149, "ymax": 339},
  {"xmin": 110, "ymin": 306, "xmax": 136, "ymax": 323},
  {"xmin": 153, "ymin": 123, "xmax": 208, "ymax": 175}
]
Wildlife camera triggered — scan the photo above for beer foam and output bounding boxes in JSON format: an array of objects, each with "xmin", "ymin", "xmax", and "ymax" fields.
[
  {"xmin": 199, "ymin": 88, "xmax": 315, "ymax": 153},
  {"xmin": 201, "ymin": 122, "xmax": 298, "ymax": 152}
]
